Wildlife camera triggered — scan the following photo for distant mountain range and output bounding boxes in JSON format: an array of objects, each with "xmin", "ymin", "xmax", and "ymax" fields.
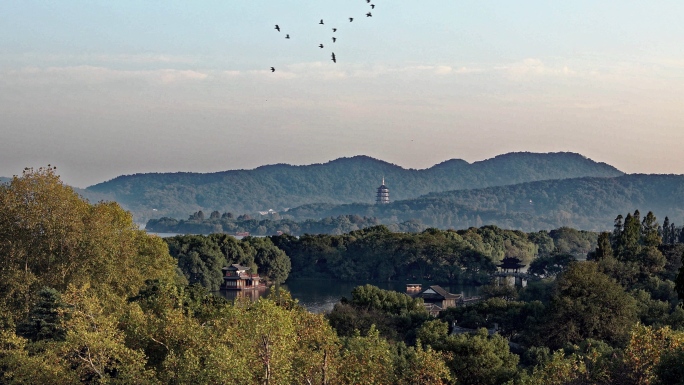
[{"xmin": 83, "ymin": 152, "xmax": 624, "ymax": 223}]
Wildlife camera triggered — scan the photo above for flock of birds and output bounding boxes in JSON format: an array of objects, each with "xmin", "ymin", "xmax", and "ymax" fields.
[{"xmin": 270, "ymin": 0, "xmax": 378, "ymax": 72}]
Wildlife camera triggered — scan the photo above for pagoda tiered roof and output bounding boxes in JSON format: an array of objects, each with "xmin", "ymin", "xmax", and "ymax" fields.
[{"xmin": 497, "ymin": 257, "xmax": 526, "ymax": 271}]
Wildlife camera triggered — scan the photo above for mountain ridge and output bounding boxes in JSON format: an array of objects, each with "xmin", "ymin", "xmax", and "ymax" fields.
[{"xmin": 84, "ymin": 151, "xmax": 624, "ymax": 222}]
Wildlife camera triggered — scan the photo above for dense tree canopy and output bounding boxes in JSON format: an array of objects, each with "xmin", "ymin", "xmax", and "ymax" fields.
[
  {"xmin": 4, "ymin": 167, "xmax": 684, "ymax": 384},
  {"xmin": 542, "ymin": 262, "xmax": 638, "ymax": 349},
  {"xmin": 0, "ymin": 166, "xmax": 177, "ymax": 323}
]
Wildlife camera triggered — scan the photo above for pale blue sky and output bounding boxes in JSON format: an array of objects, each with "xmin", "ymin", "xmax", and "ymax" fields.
[{"xmin": 1, "ymin": 1, "xmax": 683, "ymax": 187}]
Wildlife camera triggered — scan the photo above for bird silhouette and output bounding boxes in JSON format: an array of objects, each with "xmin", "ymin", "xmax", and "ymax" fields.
[
  {"xmin": 319, "ymin": 19, "xmax": 324, "ymax": 25},
  {"xmin": 331, "ymin": 53, "xmax": 336, "ymax": 63},
  {"xmin": 332, "ymin": 37, "xmax": 337, "ymax": 42},
  {"xmin": 270, "ymin": 67, "xmax": 275, "ymax": 72},
  {"xmin": 285, "ymin": 34, "xmax": 290, "ymax": 39},
  {"xmin": 319, "ymin": 44, "xmax": 324, "ymax": 48},
  {"xmin": 371, "ymin": 4, "xmax": 375, "ymax": 9},
  {"xmin": 332, "ymin": 28, "xmax": 337, "ymax": 32},
  {"xmin": 366, "ymin": 0, "xmax": 370, "ymax": 3},
  {"xmin": 366, "ymin": 12, "xmax": 372, "ymax": 17},
  {"xmin": 275, "ymin": 25, "xmax": 280, "ymax": 32},
  {"xmin": 349, "ymin": 17, "xmax": 354, "ymax": 22}
]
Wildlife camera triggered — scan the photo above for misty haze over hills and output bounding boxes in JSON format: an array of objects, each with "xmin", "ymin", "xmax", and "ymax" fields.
[
  {"xmin": 83, "ymin": 152, "xmax": 623, "ymax": 223},
  {"xmin": 284, "ymin": 174, "xmax": 684, "ymax": 232}
]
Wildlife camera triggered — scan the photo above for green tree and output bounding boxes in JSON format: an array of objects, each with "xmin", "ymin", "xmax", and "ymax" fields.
[
  {"xmin": 612, "ymin": 214, "xmax": 624, "ymax": 248},
  {"xmin": 246, "ymin": 237, "xmax": 291, "ymax": 284},
  {"xmin": 0, "ymin": 166, "xmax": 177, "ymax": 324},
  {"xmin": 441, "ymin": 328, "xmax": 518, "ymax": 385},
  {"xmin": 662, "ymin": 217, "xmax": 671, "ymax": 245},
  {"xmin": 591, "ymin": 232, "xmax": 613, "ymax": 261},
  {"xmin": 515, "ymin": 350, "xmax": 588, "ymax": 385},
  {"xmin": 675, "ymin": 251, "xmax": 684, "ymax": 303},
  {"xmin": 397, "ymin": 343, "xmax": 453, "ymax": 385},
  {"xmin": 641, "ymin": 211, "xmax": 662, "ymax": 248},
  {"xmin": 338, "ymin": 325, "xmax": 396, "ymax": 385},
  {"xmin": 527, "ymin": 253, "xmax": 575, "ymax": 278},
  {"xmin": 290, "ymin": 310, "xmax": 340, "ymax": 385},
  {"xmin": 619, "ymin": 211, "xmax": 642, "ymax": 262},
  {"xmin": 15, "ymin": 287, "xmax": 69, "ymax": 342},
  {"xmin": 654, "ymin": 346, "xmax": 684, "ymax": 385},
  {"xmin": 542, "ymin": 261, "xmax": 637, "ymax": 349},
  {"xmin": 167, "ymin": 235, "xmax": 227, "ymax": 291},
  {"xmin": 416, "ymin": 319, "xmax": 450, "ymax": 348}
]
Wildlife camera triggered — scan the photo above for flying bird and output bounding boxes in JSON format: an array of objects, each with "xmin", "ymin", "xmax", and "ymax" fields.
[
  {"xmin": 366, "ymin": 12, "xmax": 372, "ymax": 17},
  {"xmin": 366, "ymin": 0, "xmax": 370, "ymax": 3},
  {"xmin": 331, "ymin": 53, "xmax": 336, "ymax": 63},
  {"xmin": 332, "ymin": 28, "xmax": 337, "ymax": 32},
  {"xmin": 270, "ymin": 67, "xmax": 275, "ymax": 72},
  {"xmin": 371, "ymin": 4, "xmax": 375, "ymax": 9},
  {"xmin": 275, "ymin": 24, "xmax": 280, "ymax": 31},
  {"xmin": 285, "ymin": 34, "xmax": 290, "ymax": 39},
  {"xmin": 332, "ymin": 37, "xmax": 337, "ymax": 42},
  {"xmin": 349, "ymin": 17, "xmax": 354, "ymax": 22},
  {"xmin": 319, "ymin": 19, "xmax": 324, "ymax": 24},
  {"xmin": 319, "ymin": 44, "xmax": 324, "ymax": 48}
]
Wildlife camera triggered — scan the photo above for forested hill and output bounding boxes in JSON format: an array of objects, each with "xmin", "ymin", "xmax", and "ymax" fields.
[
  {"xmin": 285, "ymin": 174, "xmax": 684, "ymax": 232},
  {"xmin": 86, "ymin": 152, "xmax": 622, "ymax": 222}
]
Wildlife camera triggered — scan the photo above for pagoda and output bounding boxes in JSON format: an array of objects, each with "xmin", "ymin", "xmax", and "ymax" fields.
[
  {"xmin": 497, "ymin": 257, "xmax": 526, "ymax": 273},
  {"xmin": 376, "ymin": 178, "xmax": 390, "ymax": 204}
]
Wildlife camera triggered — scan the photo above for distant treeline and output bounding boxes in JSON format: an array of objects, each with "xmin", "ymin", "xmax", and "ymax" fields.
[
  {"xmin": 165, "ymin": 210, "xmax": 684, "ymax": 288},
  {"xmin": 146, "ymin": 212, "xmax": 425, "ymax": 236},
  {"xmin": 166, "ymin": 224, "xmax": 600, "ymax": 287}
]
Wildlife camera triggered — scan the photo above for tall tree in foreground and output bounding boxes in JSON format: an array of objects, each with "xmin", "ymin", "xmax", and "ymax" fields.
[{"xmin": 0, "ymin": 166, "xmax": 178, "ymax": 324}]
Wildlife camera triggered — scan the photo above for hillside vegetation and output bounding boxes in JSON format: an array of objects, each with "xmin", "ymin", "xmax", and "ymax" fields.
[
  {"xmin": 86, "ymin": 152, "xmax": 622, "ymax": 222},
  {"xmin": 284, "ymin": 174, "xmax": 684, "ymax": 232},
  {"xmin": 148, "ymin": 174, "xmax": 684, "ymax": 233}
]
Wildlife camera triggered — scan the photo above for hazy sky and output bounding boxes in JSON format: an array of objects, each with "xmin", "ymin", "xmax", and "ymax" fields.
[{"xmin": 2, "ymin": 1, "xmax": 683, "ymax": 187}]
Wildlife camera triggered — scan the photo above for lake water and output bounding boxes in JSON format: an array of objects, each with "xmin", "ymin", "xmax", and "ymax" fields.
[{"xmin": 218, "ymin": 278, "xmax": 481, "ymax": 313}]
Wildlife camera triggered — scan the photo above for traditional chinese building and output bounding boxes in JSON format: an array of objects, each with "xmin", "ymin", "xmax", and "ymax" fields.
[
  {"xmin": 376, "ymin": 178, "xmax": 390, "ymax": 204},
  {"xmin": 409, "ymin": 285, "xmax": 461, "ymax": 314},
  {"xmin": 497, "ymin": 257, "xmax": 526, "ymax": 273},
  {"xmin": 221, "ymin": 264, "xmax": 261, "ymax": 290},
  {"xmin": 495, "ymin": 257, "xmax": 528, "ymax": 287}
]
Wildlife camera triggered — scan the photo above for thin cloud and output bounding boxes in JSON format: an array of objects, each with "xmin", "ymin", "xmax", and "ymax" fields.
[
  {"xmin": 500, "ymin": 58, "xmax": 578, "ymax": 80},
  {"xmin": 2, "ymin": 53, "xmax": 198, "ymax": 65},
  {"xmin": 2, "ymin": 66, "xmax": 209, "ymax": 85}
]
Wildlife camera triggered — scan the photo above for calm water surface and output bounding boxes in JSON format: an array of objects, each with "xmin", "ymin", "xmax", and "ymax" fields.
[{"xmin": 218, "ymin": 278, "xmax": 481, "ymax": 313}]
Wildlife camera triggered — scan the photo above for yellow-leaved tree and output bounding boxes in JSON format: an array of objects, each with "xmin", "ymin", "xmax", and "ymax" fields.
[{"xmin": 0, "ymin": 166, "xmax": 177, "ymax": 324}]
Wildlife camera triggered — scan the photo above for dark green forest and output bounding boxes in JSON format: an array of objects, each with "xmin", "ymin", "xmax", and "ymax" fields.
[
  {"xmin": 85, "ymin": 152, "xmax": 622, "ymax": 222},
  {"xmin": 146, "ymin": 173, "xmax": 684, "ymax": 234},
  {"xmin": 4, "ymin": 168, "xmax": 684, "ymax": 384},
  {"xmin": 146, "ymin": 213, "xmax": 426, "ymax": 235},
  {"xmin": 284, "ymin": 174, "xmax": 684, "ymax": 232}
]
